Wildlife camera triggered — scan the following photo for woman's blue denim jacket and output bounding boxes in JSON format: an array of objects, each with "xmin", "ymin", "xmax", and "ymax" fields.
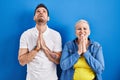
[{"xmin": 60, "ymin": 38, "xmax": 104, "ymax": 80}]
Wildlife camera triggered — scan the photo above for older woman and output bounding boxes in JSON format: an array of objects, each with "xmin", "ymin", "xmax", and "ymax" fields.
[{"xmin": 60, "ymin": 19, "xmax": 104, "ymax": 80}]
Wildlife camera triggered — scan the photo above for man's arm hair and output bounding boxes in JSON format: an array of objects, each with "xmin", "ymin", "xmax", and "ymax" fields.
[
  {"xmin": 18, "ymin": 48, "xmax": 38, "ymax": 66},
  {"xmin": 43, "ymin": 47, "xmax": 61, "ymax": 64}
]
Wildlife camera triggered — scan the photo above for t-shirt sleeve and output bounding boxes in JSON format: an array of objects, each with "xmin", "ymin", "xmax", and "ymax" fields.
[
  {"xmin": 19, "ymin": 32, "xmax": 28, "ymax": 48},
  {"xmin": 53, "ymin": 32, "xmax": 62, "ymax": 52}
]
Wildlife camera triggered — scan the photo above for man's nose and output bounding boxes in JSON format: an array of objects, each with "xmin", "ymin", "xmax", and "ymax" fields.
[{"xmin": 39, "ymin": 11, "xmax": 43, "ymax": 14}]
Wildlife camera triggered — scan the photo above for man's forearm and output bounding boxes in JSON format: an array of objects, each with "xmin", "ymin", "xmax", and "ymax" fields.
[
  {"xmin": 43, "ymin": 48, "xmax": 61, "ymax": 64},
  {"xmin": 40, "ymin": 35, "xmax": 61, "ymax": 64},
  {"xmin": 18, "ymin": 50, "xmax": 38, "ymax": 66}
]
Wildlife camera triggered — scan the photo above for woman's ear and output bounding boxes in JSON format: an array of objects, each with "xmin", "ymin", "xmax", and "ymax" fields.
[{"xmin": 89, "ymin": 30, "xmax": 91, "ymax": 36}]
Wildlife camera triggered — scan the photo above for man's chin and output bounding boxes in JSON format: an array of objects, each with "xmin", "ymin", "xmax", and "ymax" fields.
[{"xmin": 37, "ymin": 19, "xmax": 44, "ymax": 23}]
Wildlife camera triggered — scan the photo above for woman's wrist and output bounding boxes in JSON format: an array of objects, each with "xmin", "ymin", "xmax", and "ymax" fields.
[{"xmin": 77, "ymin": 51, "xmax": 82, "ymax": 55}]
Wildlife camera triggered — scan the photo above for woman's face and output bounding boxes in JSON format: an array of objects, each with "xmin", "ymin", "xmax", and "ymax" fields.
[{"xmin": 75, "ymin": 22, "xmax": 90, "ymax": 40}]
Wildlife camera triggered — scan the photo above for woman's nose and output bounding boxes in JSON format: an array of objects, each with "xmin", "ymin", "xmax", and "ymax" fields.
[{"xmin": 80, "ymin": 30, "xmax": 84, "ymax": 33}]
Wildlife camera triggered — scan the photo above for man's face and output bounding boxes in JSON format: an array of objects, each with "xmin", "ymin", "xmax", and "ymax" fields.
[{"xmin": 34, "ymin": 7, "xmax": 49, "ymax": 24}]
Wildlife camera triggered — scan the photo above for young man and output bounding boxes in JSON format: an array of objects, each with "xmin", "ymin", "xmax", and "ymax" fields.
[{"xmin": 18, "ymin": 3, "xmax": 62, "ymax": 80}]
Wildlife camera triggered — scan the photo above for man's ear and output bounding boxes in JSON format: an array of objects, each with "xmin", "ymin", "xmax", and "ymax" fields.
[
  {"xmin": 33, "ymin": 16, "xmax": 35, "ymax": 21},
  {"xmin": 48, "ymin": 17, "xmax": 50, "ymax": 21}
]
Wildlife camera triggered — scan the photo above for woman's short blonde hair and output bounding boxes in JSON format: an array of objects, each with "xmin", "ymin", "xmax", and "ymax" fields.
[{"xmin": 75, "ymin": 19, "xmax": 89, "ymax": 27}]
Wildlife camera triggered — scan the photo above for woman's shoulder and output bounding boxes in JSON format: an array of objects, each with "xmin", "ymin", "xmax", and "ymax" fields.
[
  {"xmin": 90, "ymin": 39, "xmax": 101, "ymax": 47},
  {"xmin": 65, "ymin": 39, "xmax": 75, "ymax": 45}
]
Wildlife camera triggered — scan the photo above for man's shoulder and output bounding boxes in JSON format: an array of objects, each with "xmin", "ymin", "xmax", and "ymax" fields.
[
  {"xmin": 48, "ymin": 28, "xmax": 60, "ymax": 35},
  {"xmin": 22, "ymin": 27, "xmax": 35, "ymax": 34},
  {"xmin": 21, "ymin": 27, "xmax": 35, "ymax": 36}
]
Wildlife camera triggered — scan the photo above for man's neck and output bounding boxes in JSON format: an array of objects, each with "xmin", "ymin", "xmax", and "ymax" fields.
[{"xmin": 36, "ymin": 23, "xmax": 47, "ymax": 33}]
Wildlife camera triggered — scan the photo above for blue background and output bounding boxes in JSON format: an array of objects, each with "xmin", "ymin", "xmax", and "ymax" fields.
[{"xmin": 0, "ymin": 0, "xmax": 120, "ymax": 80}]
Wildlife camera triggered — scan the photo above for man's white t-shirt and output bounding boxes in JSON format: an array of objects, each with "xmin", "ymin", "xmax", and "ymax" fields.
[{"xmin": 19, "ymin": 26, "xmax": 62, "ymax": 80}]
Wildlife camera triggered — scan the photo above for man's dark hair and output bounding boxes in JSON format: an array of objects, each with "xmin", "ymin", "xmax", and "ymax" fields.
[{"xmin": 34, "ymin": 3, "xmax": 49, "ymax": 16}]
